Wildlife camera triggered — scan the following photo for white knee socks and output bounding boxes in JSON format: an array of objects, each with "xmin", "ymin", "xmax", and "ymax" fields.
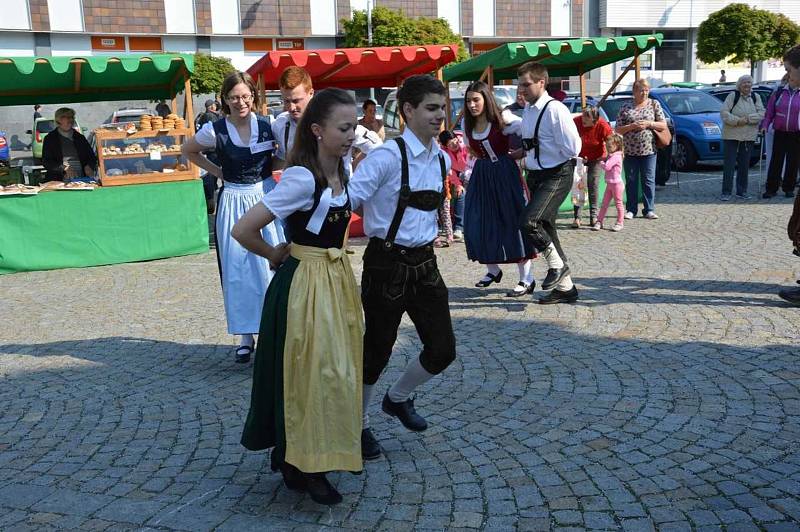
[
  {"xmin": 388, "ymin": 356, "xmax": 435, "ymax": 403},
  {"xmin": 239, "ymin": 334, "xmax": 254, "ymax": 347},
  {"xmin": 543, "ymin": 243, "xmax": 564, "ymax": 269},
  {"xmin": 517, "ymin": 259, "xmax": 533, "ymax": 285},
  {"xmin": 487, "ymin": 263, "xmax": 501, "ymax": 276},
  {"xmin": 362, "ymin": 384, "xmax": 375, "ymax": 427}
]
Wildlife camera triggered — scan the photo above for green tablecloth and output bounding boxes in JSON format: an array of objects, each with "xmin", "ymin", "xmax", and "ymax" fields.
[{"xmin": 0, "ymin": 180, "xmax": 209, "ymax": 275}]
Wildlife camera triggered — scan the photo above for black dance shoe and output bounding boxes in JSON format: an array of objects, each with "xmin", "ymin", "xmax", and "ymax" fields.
[
  {"xmin": 382, "ymin": 393, "xmax": 428, "ymax": 432},
  {"xmin": 361, "ymin": 428, "xmax": 382, "ymax": 460},
  {"xmin": 305, "ymin": 473, "xmax": 343, "ymax": 505},
  {"xmin": 279, "ymin": 462, "xmax": 306, "ymax": 492},
  {"xmin": 505, "ymin": 281, "xmax": 535, "ymax": 297},
  {"xmin": 541, "ymin": 265, "xmax": 570, "ymax": 291},
  {"xmin": 234, "ymin": 345, "xmax": 252, "ymax": 364},
  {"xmin": 538, "ymin": 286, "xmax": 579, "ymax": 305},
  {"xmin": 778, "ymin": 287, "xmax": 800, "ymax": 306},
  {"xmin": 475, "ymin": 270, "xmax": 503, "ymax": 287}
]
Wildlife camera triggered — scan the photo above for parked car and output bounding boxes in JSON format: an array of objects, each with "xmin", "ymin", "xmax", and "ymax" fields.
[
  {"xmin": 28, "ymin": 118, "xmax": 56, "ymax": 161},
  {"xmin": 598, "ymin": 95, "xmax": 634, "ymax": 128},
  {"xmin": 0, "ymin": 129, "xmax": 9, "ymax": 167},
  {"xmin": 562, "ymin": 97, "xmax": 611, "ymax": 122},
  {"xmin": 383, "ymin": 86, "xmax": 517, "ymax": 136},
  {"xmin": 700, "ymin": 85, "xmax": 774, "ymax": 109},
  {"xmin": 102, "ymin": 108, "xmax": 152, "ymax": 126}
]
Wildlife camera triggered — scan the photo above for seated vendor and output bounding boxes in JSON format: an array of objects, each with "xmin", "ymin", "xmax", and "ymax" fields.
[{"xmin": 42, "ymin": 107, "xmax": 97, "ymax": 181}]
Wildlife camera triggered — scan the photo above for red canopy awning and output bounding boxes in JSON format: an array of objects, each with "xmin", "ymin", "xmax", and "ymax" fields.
[{"xmin": 246, "ymin": 44, "xmax": 459, "ymax": 90}]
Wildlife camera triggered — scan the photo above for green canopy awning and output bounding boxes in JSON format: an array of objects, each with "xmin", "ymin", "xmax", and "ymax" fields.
[
  {"xmin": 0, "ymin": 54, "xmax": 194, "ymax": 106},
  {"xmin": 443, "ymin": 34, "xmax": 662, "ymax": 82}
]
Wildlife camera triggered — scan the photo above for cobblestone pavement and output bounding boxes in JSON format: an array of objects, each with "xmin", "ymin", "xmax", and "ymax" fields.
[{"xmin": 1, "ymin": 169, "xmax": 799, "ymax": 531}]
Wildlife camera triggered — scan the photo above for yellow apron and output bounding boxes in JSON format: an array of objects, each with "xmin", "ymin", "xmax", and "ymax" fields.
[{"xmin": 283, "ymin": 243, "xmax": 364, "ymax": 472}]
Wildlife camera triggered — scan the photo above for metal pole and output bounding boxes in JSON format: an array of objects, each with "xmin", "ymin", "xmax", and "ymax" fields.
[{"xmin": 367, "ymin": 0, "xmax": 375, "ymax": 102}]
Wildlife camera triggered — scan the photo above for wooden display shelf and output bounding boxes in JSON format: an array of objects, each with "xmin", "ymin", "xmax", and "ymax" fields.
[
  {"xmin": 101, "ymin": 170, "xmax": 197, "ymax": 187},
  {"xmin": 101, "ymin": 150, "xmax": 183, "ymax": 159},
  {"xmin": 96, "ymin": 126, "xmax": 198, "ymax": 186},
  {"xmin": 95, "ymin": 128, "xmax": 193, "ymax": 140}
]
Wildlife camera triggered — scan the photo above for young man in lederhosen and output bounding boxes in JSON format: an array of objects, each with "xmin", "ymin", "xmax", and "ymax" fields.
[
  {"xmin": 515, "ymin": 61, "xmax": 582, "ymax": 304},
  {"xmin": 349, "ymin": 75, "xmax": 456, "ymax": 460}
]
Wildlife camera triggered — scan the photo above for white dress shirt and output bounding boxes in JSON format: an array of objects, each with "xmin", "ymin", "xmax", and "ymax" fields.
[
  {"xmin": 508, "ymin": 95, "xmax": 581, "ymax": 170},
  {"xmin": 271, "ymin": 111, "xmax": 296, "ymax": 161},
  {"xmin": 350, "ymin": 128, "xmax": 451, "ymax": 248}
]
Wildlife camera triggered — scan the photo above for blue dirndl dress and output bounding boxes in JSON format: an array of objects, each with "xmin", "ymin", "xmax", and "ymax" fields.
[
  {"xmin": 463, "ymin": 123, "xmax": 535, "ymax": 264},
  {"xmin": 212, "ymin": 115, "xmax": 286, "ymax": 334}
]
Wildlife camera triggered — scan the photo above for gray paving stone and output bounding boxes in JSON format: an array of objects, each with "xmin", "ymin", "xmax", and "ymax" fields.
[
  {"xmin": 30, "ymin": 489, "xmax": 114, "ymax": 517},
  {"xmin": 2, "ymin": 169, "xmax": 799, "ymax": 529}
]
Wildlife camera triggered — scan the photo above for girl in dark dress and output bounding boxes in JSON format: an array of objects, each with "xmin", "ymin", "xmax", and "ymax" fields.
[
  {"xmin": 462, "ymin": 81, "xmax": 536, "ymax": 297},
  {"xmin": 232, "ymin": 88, "xmax": 363, "ymax": 506}
]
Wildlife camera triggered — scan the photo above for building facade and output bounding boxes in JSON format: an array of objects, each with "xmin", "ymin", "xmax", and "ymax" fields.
[
  {"xmin": 1, "ymin": 0, "xmax": 796, "ymax": 92},
  {"xmin": 1, "ymin": 0, "xmax": 585, "ymax": 72}
]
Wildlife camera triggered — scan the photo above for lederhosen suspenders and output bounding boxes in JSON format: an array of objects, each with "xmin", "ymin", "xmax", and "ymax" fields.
[
  {"xmin": 523, "ymin": 99, "xmax": 555, "ymax": 170},
  {"xmin": 383, "ymin": 137, "xmax": 447, "ymax": 251},
  {"xmin": 284, "ymin": 121, "xmax": 291, "ymax": 157}
]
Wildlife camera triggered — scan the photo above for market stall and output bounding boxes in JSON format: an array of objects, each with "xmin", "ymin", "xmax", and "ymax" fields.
[
  {"xmin": 246, "ymin": 44, "xmax": 460, "ymax": 236},
  {"xmin": 443, "ymin": 35, "xmax": 663, "ymax": 211},
  {"xmin": 0, "ymin": 54, "xmax": 208, "ymax": 275}
]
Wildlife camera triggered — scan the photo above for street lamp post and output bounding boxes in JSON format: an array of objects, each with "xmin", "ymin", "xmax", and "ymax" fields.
[{"xmin": 367, "ymin": 0, "xmax": 375, "ymax": 101}]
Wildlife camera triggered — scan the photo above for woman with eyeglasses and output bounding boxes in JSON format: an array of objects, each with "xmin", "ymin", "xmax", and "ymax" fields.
[{"xmin": 183, "ymin": 71, "xmax": 286, "ymax": 364}]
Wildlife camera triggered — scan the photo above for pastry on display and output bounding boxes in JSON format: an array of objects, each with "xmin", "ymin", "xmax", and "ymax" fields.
[{"xmin": 1, "ymin": 183, "xmax": 40, "ymax": 195}]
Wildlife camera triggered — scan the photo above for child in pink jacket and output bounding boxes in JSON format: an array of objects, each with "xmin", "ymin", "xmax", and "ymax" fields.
[{"xmin": 593, "ymin": 134, "xmax": 625, "ymax": 232}]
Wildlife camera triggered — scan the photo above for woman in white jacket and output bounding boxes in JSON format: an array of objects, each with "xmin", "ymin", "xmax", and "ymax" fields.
[{"xmin": 720, "ymin": 75, "xmax": 765, "ymax": 200}]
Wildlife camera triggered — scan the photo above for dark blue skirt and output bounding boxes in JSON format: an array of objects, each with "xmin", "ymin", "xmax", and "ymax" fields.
[{"xmin": 464, "ymin": 155, "xmax": 535, "ymax": 264}]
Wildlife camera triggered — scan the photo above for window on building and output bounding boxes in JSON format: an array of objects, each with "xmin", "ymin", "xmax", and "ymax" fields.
[
  {"xmin": 310, "ymin": 0, "xmax": 337, "ymax": 35},
  {"xmin": 129, "ymin": 37, "xmax": 164, "ymax": 52},
  {"xmin": 48, "ymin": 0, "xmax": 84, "ymax": 32},
  {"xmin": 210, "ymin": 0, "xmax": 241, "ymax": 34},
  {"xmin": 164, "ymin": 0, "xmax": 196, "ymax": 34},
  {"xmin": 2, "ymin": 0, "xmax": 30, "ymax": 30},
  {"xmin": 350, "ymin": 0, "xmax": 368, "ymax": 13},
  {"xmin": 472, "ymin": 0, "xmax": 494, "ymax": 37},
  {"xmin": 550, "ymin": 0, "xmax": 571, "ymax": 37},
  {"xmin": 438, "ymin": 0, "xmax": 460, "ymax": 34},
  {"xmin": 620, "ymin": 30, "xmax": 686, "ymax": 71}
]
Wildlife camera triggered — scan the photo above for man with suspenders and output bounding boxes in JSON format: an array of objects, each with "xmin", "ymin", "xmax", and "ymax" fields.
[
  {"xmin": 515, "ymin": 61, "xmax": 582, "ymax": 304},
  {"xmin": 349, "ymin": 75, "xmax": 456, "ymax": 461}
]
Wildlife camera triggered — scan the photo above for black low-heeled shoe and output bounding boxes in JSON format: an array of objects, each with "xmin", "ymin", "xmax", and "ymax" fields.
[
  {"xmin": 475, "ymin": 270, "xmax": 503, "ymax": 288},
  {"xmin": 305, "ymin": 473, "xmax": 343, "ymax": 505},
  {"xmin": 505, "ymin": 281, "xmax": 535, "ymax": 297},
  {"xmin": 279, "ymin": 462, "xmax": 306, "ymax": 492}
]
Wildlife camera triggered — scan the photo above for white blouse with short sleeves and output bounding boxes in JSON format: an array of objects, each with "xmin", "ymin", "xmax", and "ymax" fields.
[{"xmin": 262, "ymin": 166, "xmax": 348, "ymax": 221}]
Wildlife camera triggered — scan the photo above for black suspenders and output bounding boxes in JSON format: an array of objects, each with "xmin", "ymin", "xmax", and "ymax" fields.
[
  {"xmin": 383, "ymin": 137, "xmax": 446, "ymax": 251},
  {"xmin": 532, "ymin": 99, "xmax": 554, "ymax": 170},
  {"xmin": 283, "ymin": 121, "xmax": 291, "ymax": 157}
]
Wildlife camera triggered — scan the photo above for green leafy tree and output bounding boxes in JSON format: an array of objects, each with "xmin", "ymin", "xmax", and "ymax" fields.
[
  {"xmin": 341, "ymin": 6, "xmax": 467, "ymax": 61},
  {"xmin": 697, "ymin": 3, "xmax": 799, "ymax": 70},
  {"xmin": 769, "ymin": 14, "xmax": 800, "ymax": 60},
  {"xmin": 190, "ymin": 53, "xmax": 236, "ymax": 96}
]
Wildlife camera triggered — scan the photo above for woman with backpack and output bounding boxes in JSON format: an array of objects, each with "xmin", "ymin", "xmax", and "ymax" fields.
[{"xmin": 719, "ymin": 75, "xmax": 765, "ymax": 201}]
